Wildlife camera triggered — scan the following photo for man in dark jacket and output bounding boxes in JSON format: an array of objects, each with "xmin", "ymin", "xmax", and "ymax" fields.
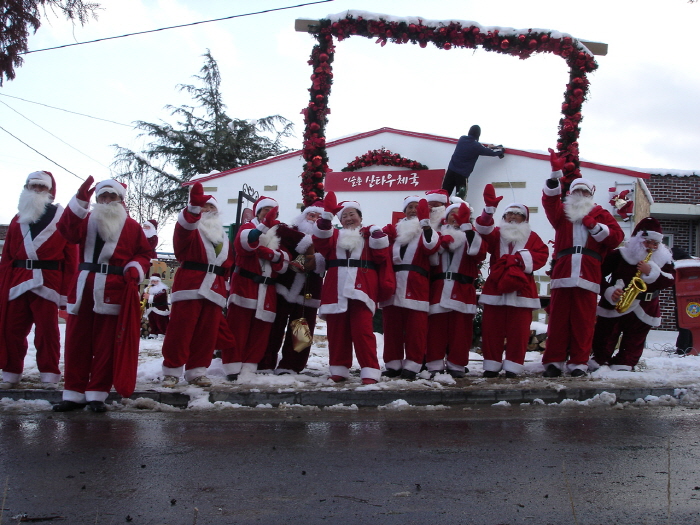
[{"xmin": 442, "ymin": 125, "xmax": 504, "ymax": 199}]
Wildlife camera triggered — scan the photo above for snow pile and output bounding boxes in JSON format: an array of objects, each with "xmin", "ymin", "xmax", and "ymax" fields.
[
  {"xmin": 0, "ymin": 398, "xmax": 52, "ymax": 413},
  {"xmin": 556, "ymin": 391, "xmax": 617, "ymax": 407}
]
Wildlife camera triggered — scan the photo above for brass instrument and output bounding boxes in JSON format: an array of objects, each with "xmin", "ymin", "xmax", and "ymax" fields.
[{"xmin": 615, "ymin": 249, "xmax": 653, "ymax": 313}]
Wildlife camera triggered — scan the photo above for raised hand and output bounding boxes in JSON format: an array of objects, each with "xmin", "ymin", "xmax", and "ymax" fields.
[
  {"xmin": 189, "ymin": 182, "xmax": 210, "ymax": 207},
  {"xmin": 77, "ymin": 176, "xmax": 95, "ymax": 202},
  {"xmin": 262, "ymin": 206, "xmax": 280, "ymax": 228},
  {"xmin": 454, "ymin": 203, "xmax": 471, "ymax": 225},
  {"xmin": 323, "ymin": 191, "xmax": 343, "ymax": 215},
  {"xmin": 416, "ymin": 199, "xmax": 430, "ymax": 222},
  {"xmin": 548, "ymin": 148, "xmax": 566, "ymax": 172},
  {"xmin": 483, "ymin": 184, "xmax": 503, "ymax": 208}
]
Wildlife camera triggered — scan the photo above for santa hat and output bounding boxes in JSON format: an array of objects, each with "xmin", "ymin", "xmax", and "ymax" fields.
[
  {"xmin": 569, "ymin": 178, "xmax": 596, "ymax": 195},
  {"xmin": 149, "ymin": 275, "xmax": 162, "ymax": 283},
  {"xmin": 445, "ymin": 197, "xmax": 473, "ymax": 219},
  {"xmin": 425, "ymin": 189, "xmax": 448, "ymax": 205},
  {"xmin": 503, "ymin": 203, "xmax": 530, "ymax": 222},
  {"xmin": 302, "ymin": 199, "xmax": 324, "ymax": 216},
  {"xmin": 402, "ymin": 195, "xmax": 421, "ymax": 211},
  {"xmin": 95, "ymin": 179, "xmax": 127, "ymax": 200},
  {"xmin": 252, "ymin": 195, "xmax": 278, "ymax": 217},
  {"xmin": 336, "ymin": 200, "xmax": 362, "ymax": 220},
  {"xmin": 632, "ymin": 217, "xmax": 664, "ymax": 242},
  {"xmin": 144, "ymin": 219, "xmax": 158, "ymax": 230},
  {"xmin": 26, "ymin": 171, "xmax": 56, "ymax": 198}
]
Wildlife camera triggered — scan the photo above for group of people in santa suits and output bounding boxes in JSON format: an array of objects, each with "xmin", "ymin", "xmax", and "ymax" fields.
[{"xmin": 0, "ymin": 151, "xmax": 678, "ymax": 409}]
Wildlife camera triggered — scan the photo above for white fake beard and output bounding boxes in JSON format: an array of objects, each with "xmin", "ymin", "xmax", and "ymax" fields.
[
  {"xmin": 17, "ymin": 188, "xmax": 52, "ymax": 224},
  {"xmin": 564, "ymin": 193, "xmax": 595, "ymax": 223},
  {"xmin": 429, "ymin": 205, "xmax": 445, "ymax": 229},
  {"xmin": 142, "ymin": 226, "xmax": 157, "ymax": 238},
  {"xmin": 148, "ymin": 283, "xmax": 168, "ymax": 295},
  {"xmin": 91, "ymin": 201, "xmax": 127, "ymax": 242},
  {"xmin": 296, "ymin": 219, "xmax": 315, "ymax": 235},
  {"xmin": 395, "ymin": 217, "xmax": 421, "ymax": 245},
  {"xmin": 499, "ymin": 219, "xmax": 531, "ymax": 244},
  {"xmin": 198, "ymin": 211, "xmax": 224, "ymax": 244},
  {"xmin": 337, "ymin": 227, "xmax": 364, "ymax": 253},
  {"xmin": 440, "ymin": 223, "xmax": 466, "ymax": 250},
  {"xmin": 620, "ymin": 235, "xmax": 673, "ymax": 267},
  {"xmin": 259, "ymin": 224, "xmax": 281, "ymax": 250}
]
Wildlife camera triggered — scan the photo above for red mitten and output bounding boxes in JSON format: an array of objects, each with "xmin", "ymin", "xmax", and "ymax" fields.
[
  {"xmin": 582, "ymin": 215, "xmax": 597, "ymax": 229},
  {"xmin": 189, "ymin": 182, "xmax": 210, "ymax": 207},
  {"xmin": 257, "ymin": 246, "xmax": 277, "ymax": 261},
  {"xmin": 548, "ymin": 148, "xmax": 566, "ymax": 172},
  {"xmin": 608, "ymin": 187, "xmax": 617, "ymax": 193},
  {"xmin": 483, "ymin": 184, "xmax": 503, "ymax": 208},
  {"xmin": 323, "ymin": 191, "xmax": 343, "ymax": 215},
  {"xmin": 124, "ymin": 267, "xmax": 141, "ymax": 283},
  {"xmin": 454, "ymin": 203, "xmax": 471, "ymax": 225},
  {"xmin": 262, "ymin": 206, "xmax": 280, "ymax": 228},
  {"xmin": 416, "ymin": 199, "xmax": 430, "ymax": 222},
  {"xmin": 371, "ymin": 227, "xmax": 386, "ymax": 239},
  {"xmin": 77, "ymin": 176, "xmax": 95, "ymax": 202},
  {"xmin": 440, "ymin": 235, "xmax": 455, "ymax": 248}
]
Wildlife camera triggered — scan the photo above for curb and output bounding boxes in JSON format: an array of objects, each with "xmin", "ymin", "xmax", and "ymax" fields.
[{"xmin": 0, "ymin": 386, "xmax": 680, "ymax": 408}]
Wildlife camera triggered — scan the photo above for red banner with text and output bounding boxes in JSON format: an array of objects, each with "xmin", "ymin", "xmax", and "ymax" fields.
[{"xmin": 325, "ymin": 169, "xmax": 445, "ymax": 192}]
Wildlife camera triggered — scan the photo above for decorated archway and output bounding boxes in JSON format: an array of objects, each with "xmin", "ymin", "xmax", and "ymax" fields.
[{"xmin": 299, "ymin": 11, "xmax": 599, "ymax": 206}]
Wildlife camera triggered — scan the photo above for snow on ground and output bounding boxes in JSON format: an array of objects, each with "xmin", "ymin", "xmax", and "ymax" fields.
[{"xmin": 3, "ymin": 319, "xmax": 700, "ymax": 412}]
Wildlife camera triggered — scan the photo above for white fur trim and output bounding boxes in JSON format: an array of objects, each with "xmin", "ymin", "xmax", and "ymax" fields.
[
  {"xmin": 482, "ymin": 360, "xmax": 503, "ymax": 373},
  {"xmin": 177, "ymin": 209, "xmax": 199, "ymax": 230},
  {"xmin": 296, "ymin": 234, "xmax": 313, "ymax": 255},
  {"xmin": 68, "ymin": 196, "xmax": 89, "ymax": 218},
  {"xmin": 550, "ymin": 170, "xmax": 563, "ymax": 179},
  {"xmin": 95, "ymin": 179, "xmax": 126, "ymax": 200},
  {"xmin": 329, "ymin": 365, "xmax": 349, "ymax": 379},
  {"xmin": 368, "ymin": 233, "xmax": 389, "ymax": 250},
  {"xmin": 503, "ymin": 360, "xmax": 525, "ymax": 374},
  {"xmin": 590, "ymin": 223, "xmax": 610, "ymax": 242},
  {"xmin": 27, "ymin": 171, "xmax": 52, "ymax": 189},
  {"xmin": 543, "ymin": 181, "xmax": 561, "ymax": 197},
  {"xmin": 124, "ymin": 261, "xmax": 145, "ymax": 283},
  {"xmin": 518, "ymin": 249, "xmax": 533, "ymax": 274},
  {"xmin": 641, "ymin": 261, "xmax": 661, "ymax": 284},
  {"xmin": 62, "ymin": 390, "xmax": 87, "ymax": 403},
  {"xmin": 360, "ymin": 367, "xmax": 381, "ymax": 381}
]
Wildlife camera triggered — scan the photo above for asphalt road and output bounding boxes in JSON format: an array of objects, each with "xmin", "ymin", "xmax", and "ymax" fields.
[{"xmin": 1, "ymin": 406, "xmax": 699, "ymax": 525}]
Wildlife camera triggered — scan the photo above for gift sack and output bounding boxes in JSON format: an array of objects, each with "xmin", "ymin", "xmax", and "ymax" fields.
[{"xmin": 290, "ymin": 317, "xmax": 312, "ymax": 352}]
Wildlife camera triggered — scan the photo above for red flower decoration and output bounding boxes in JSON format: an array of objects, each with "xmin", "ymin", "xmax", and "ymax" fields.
[{"xmin": 340, "ymin": 148, "xmax": 429, "ymax": 172}]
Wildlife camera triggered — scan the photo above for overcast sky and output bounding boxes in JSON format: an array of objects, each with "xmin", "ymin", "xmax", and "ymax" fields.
[{"xmin": 1, "ymin": 0, "xmax": 698, "ymax": 225}]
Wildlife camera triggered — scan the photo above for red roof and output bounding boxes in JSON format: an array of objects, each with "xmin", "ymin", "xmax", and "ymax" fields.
[{"xmin": 184, "ymin": 127, "xmax": 649, "ymax": 185}]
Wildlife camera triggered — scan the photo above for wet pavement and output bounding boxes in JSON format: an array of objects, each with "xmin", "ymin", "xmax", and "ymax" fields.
[{"xmin": 1, "ymin": 406, "xmax": 700, "ymax": 524}]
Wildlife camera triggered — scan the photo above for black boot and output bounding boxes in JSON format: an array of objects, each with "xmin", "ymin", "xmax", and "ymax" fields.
[
  {"xmin": 400, "ymin": 369, "xmax": 417, "ymax": 380},
  {"xmin": 88, "ymin": 401, "xmax": 107, "ymax": 413},
  {"xmin": 542, "ymin": 364, "xmax": 562, "ymax": 378},
  {"xmin": 381, "ymin": 368, "xmax": 402, "ymax": 378},
  {"xmin": 482, "ymin": 370, "xmax": 499, "ymax": 378},
  {"xmin": 52, "ymin": 400, "xmax": 87, "ymax": 412}
]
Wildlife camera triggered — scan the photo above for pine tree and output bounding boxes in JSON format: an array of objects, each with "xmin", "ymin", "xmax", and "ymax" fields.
[
  {"xmin": 1, "ymin": 0, "xmax": 100, "ymax": 85},
  {"xmin": 111, "ymin": 50, "xmax": 294, "ymax": 225}
]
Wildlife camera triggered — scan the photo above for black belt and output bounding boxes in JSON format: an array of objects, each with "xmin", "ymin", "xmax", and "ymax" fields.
[
  {"xmin": 327, "ymin": 259, "xmax": 378, "ymax": 271},
  {"xmin": 556, "ymin": 246, "xmax": 602, "ymax": 262},
  {"xmin": 433, "ymin": 272, "xmax": 474, "ymax": 285},
  {"xmin": 641, "ymin": 290, "xmax": 660, "ymax": 302},
  {"xmin": 181, "ymin": 261, "xmax": 226, "ymax": 276},
  {"xmin": 393, "ymin": 264, "xmax": 428, "ymax": 278},
  {"xmin": 235, "ymin": 267, "xmax": 276, "ymax": 286},
  {"xmin": 12, "ymin": 259, "xmax": 62, "ymax": 270},
  {"xmin": 78, "ymin": 262, "xmax": 124, "ymax": 275}
]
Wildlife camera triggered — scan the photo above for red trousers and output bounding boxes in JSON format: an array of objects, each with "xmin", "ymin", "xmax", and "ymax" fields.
[
  {"xmin": 64, "ymin": 289, "xmax": 119, "ymax": 398},
  {"xmin": 382, "ymin": 305, "xmax": 428, "ymax": 372},
  {"xmin": 591, "ymin": 314, "xmax": 650, "ymax": 368},
  {"xmin": 227, "ymin": 304, "xmax": 273, "ymax": 365},
  {"xmin": 147, "ymin": 310, "xmax": 169, "ymax": 335},
  {"xmin": 543, "ymin": 287, "xmax": 598, "ymax": 367},
  {"xmin": 481, "ymin": 304, "xmax": 532, "ymax": 369},
  {"xmin": 425, "ymin": 310, "xmax": 473, "ymax": 369},
  {"xmin": 259, "ymin": 295, "xmax": 317, "ymax": 373},
  {"xmin": 2, "ymin": 292, "xmax": 60, "ymax": 379},
  {"xmin": 326, "ymin": 300, "xmax": 379, "ymax": 374},
  {"xmin": 162, "ymin": 299, "xmax": 221, "ymax": 372}
]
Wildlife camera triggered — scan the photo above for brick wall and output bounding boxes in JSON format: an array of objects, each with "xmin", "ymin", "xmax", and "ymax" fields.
[{"xmin": 646, "ymin": 174, "xmax": 699, "ymax": 330}]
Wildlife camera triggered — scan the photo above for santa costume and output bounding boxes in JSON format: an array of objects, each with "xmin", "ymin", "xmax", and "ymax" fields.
[
  {"xmin": 426, "ymin": 199, "xmax": 487, "ymax": 377},
  {"xmin": 144, "ymin": 275, "xmax": 170, "ymax": 337},
  {"xmin": 541, "ymin": 153, "xmax": 624, "ymax": 377},
  {"xmin": 142, "ymin": 219, "xmax": 159, "ymax": 260},
  {"xmin": 590, "ymin": 217, "xmax": 675, "ymax": 371},
  {"xmin": 475, "ymin": 191, "xmax": 548, "ymax": 377},
  {"xmin": 313, "ymin": 195, "xmax": 394, "ymax": 384},
  {"xmin": 53, "ymin": 177, "xmax": 152, "ymax": 412},
  {"xmin": 258, "ymin": 201, "xmax": 325, "ymax": 374},
  {"xmin": 161, "ymin": 183, "xmax": 235, "ymax": 387},
  {"xmin": 380, "ymin": 195, "xmax": 440, "ymax": 379},
  {"xmin": 0, "ymin": 171, "xmax": 78, "ymax": 389},
  {"xmin": 227, "ymin": 196, "xmax": 290, "ymax": 378}
]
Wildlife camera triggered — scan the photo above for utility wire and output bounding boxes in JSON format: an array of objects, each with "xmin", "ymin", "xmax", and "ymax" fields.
[
  {"xmin": 22, "ymin": 0, "xmax": 335, "ymax": 54},
  {"xmin": 0, "ymin": 124, "xmax": 84, "ymax": 180},
  {"xmin": 0, "ymin": 99, "xmax": 110, "ymax": 169},
  {"xmin": 0, "ymin": 93, "xmax": 133, "ymax": 127}
]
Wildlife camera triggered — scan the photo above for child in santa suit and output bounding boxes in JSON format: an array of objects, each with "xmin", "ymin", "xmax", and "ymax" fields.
[
  {"xmin": 313, "ymin": 192, "xmax": 394, "ymax": 385},
  {"xmin": 426, "ymin": 200, "xmax": 486, "ymax": 378},
  {"xmin": 143, "ymin": 275, "xmax": 170, "ymax": 338},
  {"xmin": 589, "ymin": 217, "xmax": 675, "ymax": 371},
  {"xmin": 476, "ymin": 185, "xmax": 549, "ymax": 378},
  {"xmin": 0, "ymin": 171, "xmax": 78, "ymax": 389},
  {"xmin": 380, "ymin": 195, "xmax": 440, "ymax": 380},
  {"xmin": 227, "ymin": 196, "xmax": 290, "ymax": 379}
]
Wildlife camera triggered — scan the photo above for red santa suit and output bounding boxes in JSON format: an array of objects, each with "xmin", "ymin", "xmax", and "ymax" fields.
[
  {"xmin": 227, "ymin": 196, "xmax": 289, "ymax": 376},
  {"xmin": 541, "ymin": 176, "xmax": 624, "ymax": 374},
  {"xmin": 313, "ymin": 201, "xmax": 393, "ymax": 383},
  {"xmin": 258, "ymin": 205, "xmax": 325, "ymax": 374},
  {"xmin": 142, "ymin": 219, "xmax": 159, "ymax": 261},
  {"xmin": 0, "ymin": 171, "xmax": 78, "ymax": 387},
  {"xmin": 57, "ymin": 180, "xmax": 152, "ymax": 404},
  {"xmin": 476, "ymin": 204, "xmax": 548, "ymax": 375},
  {"xmin": 591, "ymin": 218, "xmax": 675, "ymax": 371},
  {"xmin": 380, "ymin": 196, "xmax": 440, "ymax": 376},
  {"xmin": 426, "ymin": 214, "xmax": 486, "ymax": 376},
  {"xmin": 144, "ymin": 278, "xmax": 170, "ymax": 336},
  {"xmin": 161, "ymin": 198, "xmax": 234, "ymax": 382}
]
